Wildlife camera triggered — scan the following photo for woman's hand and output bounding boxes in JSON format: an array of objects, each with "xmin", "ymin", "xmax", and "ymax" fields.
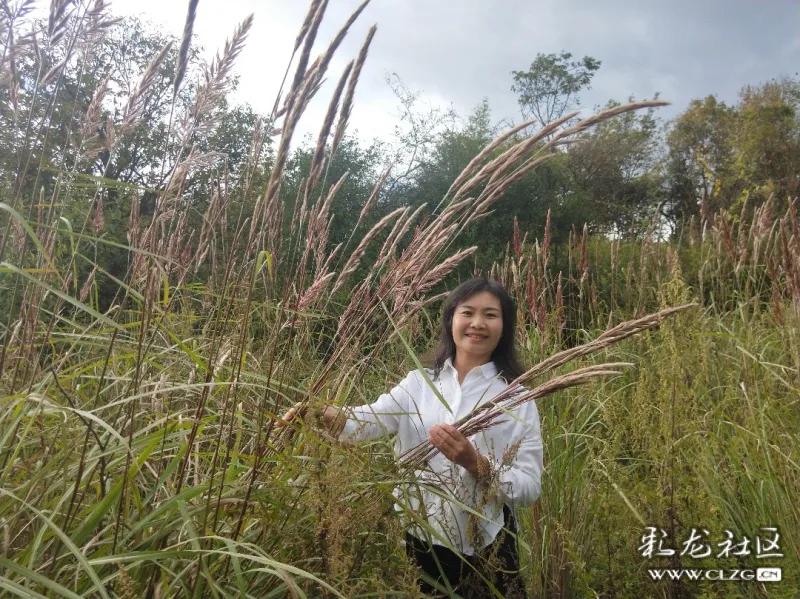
[
  {"xmin": 276, "ymin": 402, "xmax": 305, "ymax": 428},
  {"xmin": 275, "ymin": 403, "xmax": 343, "ymax": 435},
  {"xmin": 428, "ymin": 424, "xmax": 489, "ymax": 477}
]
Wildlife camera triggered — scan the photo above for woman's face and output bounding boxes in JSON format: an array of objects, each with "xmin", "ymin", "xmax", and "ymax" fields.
[{"xmin": 451, "ymin": 291, "xmax": 503, "ymax": 364}]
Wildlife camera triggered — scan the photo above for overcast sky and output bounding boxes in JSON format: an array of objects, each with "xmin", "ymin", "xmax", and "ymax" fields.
[{"xmin": 114, "ymin": 0, "xmax": 800, "ymax": 145}]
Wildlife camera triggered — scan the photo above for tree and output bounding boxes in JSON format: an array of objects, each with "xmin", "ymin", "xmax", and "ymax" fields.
[
  {"xmin": 0, "ymin": 7, "xmax": 267, "ymax": 308},
  {"xmin": 382, "ymin": 73, "xmax": 457, "ymax": 197},
  {"xmin": 386, "ymin": 100, "xmax": 596, "ymax": 270},
  {"xmin": 511, "ymin": 51, "xmax": 601, "ymax": 126},
  {"xmin": 568, "ymin": 97, "xmax": 663, "ymax": 237},
  {"xmin": 662, "ymin": 77, "xmax": 800, "ymax": 234},
  {"xmin": 734, "ymin": 77, "xmax": 800, "ymax": 208},
  {"xmin": 663, "ymin": 96, "xmax": 737, "ymax": 229}
]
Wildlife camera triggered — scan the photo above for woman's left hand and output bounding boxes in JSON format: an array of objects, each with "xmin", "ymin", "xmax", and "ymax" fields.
[{"xmin": 429, "ymin": 424, "xmax": 482, "ymax": 473}]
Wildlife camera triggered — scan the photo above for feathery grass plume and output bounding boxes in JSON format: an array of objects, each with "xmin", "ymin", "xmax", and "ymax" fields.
[
  {"xmin": 374, "ymin": 206, "xmax": 410, "ymax": 261},
  {"xmin": 292, "ymin": 0, "xmax": 323, "ymax": 54},
  {"xmin": 379, "ymin": 202, "xmax": 428, "ymax": 268},
  {"xmin": 414, "ymin": 246, "xmax": 477, "ymax": 293},
  {"xmin": 173, "ymin": 0, "xmax": 199, "ymax": 96},
  {"xmin": 332, "ymin": 206, "xmax": 407, "ymax": 294},
  {"xmin": 279, "ymin": 0, "xmax": 369, "ymax": 127},
  {"xmin": 41, "ymin": 54, "xmax": 67, "ymax": 85},
  {"xmin": 285, "ymin": 0, "xmax": 327, "ymax": 115},
  {"xmin": 47, "ymin": 0, "xmax": 76, "ymax": 44},
  {"xmin": 781, "ymin": 216, "xmax": 800, "ymax": 311},
  {"xmin": 92, "ymin": 196, "xmax": 104, "ymax": 233},
  {"xmin": 402, "ymin": 364, "xmax": 631, "ymax": 468},
  {"xmin": 453, "ymin": 112, "xmax": 577, "ymax": 204},
  {"xmin": 279, "ymin": 1, "xmax": 371, "ymax": 134},
  {"xmin": 307, "ymin": 173, "xmax": 349, "ymax": 273},
  {"xmin": 294, "ymin": 272, "xmax": 336, "ymax": 316},
  {"xmin": 513, "ymin": 216, "xmax": 522, "ymax": 260},
  {"xmin": 259, "ymin": 0, "xmax": 370, "ymax": 251},
  {"xmin": 1, "ymin": 10, "xmax": 21, "ymax": 109},
  {"xmin": 485, "ymin": 116, "xmax": 577, "ymax": 190},
  {"xmin": 526, "ymin": 266, "xmax": 537, "ymax": 326},
  {"xmin": 331, "ymin": 24, "xmax": 376, "ymax": 156},
  {"xmin": 306, "ymin": 60, "xmax": 353, "ymax": 195},
  {"xmin": 310, "ymin": 0, "xmax": 370, "ymax": 90},
  {"xmin": 555, "ymin": 271, "xmax": 564, "ymax": 333},
  {"xmin": 121, "ymin": 40, "xmax": 173, "ymax": 133},
  {"xmin": 79, "ymin": 266, "xmax": 97, "ymax": 302},
  {"xmin": 521, "ymin": 303, "xmax": 698, "ymax": 384},
  {"xmin": 82, "ymin": 0, "xmax": 121, "ymax": 41},
  {"xmin": 542, "ymin": 208, "xmax": 552, "ymax": 268},
  {"xmin": 555, "ymin": 99, "xmax": 670, "ymax": 140},
  {"xmin": 579, "ymin": 223, "xmax": 588, "ymax": 275},
  {"xmin": 183, "ymin": 13, "xmax": 253, "ymax": 138},
  {"xmin": 78, "ymin": 74, "xmax": 109, "ymax": 156},
  {"xmin": 463, "ymin": 155, "xmax": 553, "ymax": 229},
  {"xmin": 358, "ymin": 162, "xmax": 392, "ymax": 224},
  {"xmin": 444, "ymin": 117, "xmax": 537, "ymax": 201},
  {"xmin": 314, "ymin": 171, "xmax": 348, "ymax": 233},
  {"xmin": 319, "ymin": 242, "xmax": 342, "ymax": 275},
  {"xmin": 127, "ymin": 192, "xmax": 140, "ymax": 244},
  {"xmin": 289, "ymin": 178, "xmax": 305, "ymax": 237},
  {"xmin": 255, "ymin": 1, "xmax": 328, "ymax": 243},
  {"xmin": 688, "ymin": 214, "xmax": 697, "ymax": 247},
  {"xmin": 448, "ymin": 102, "xmax": 667, "ymax": 231},
  {"xmin": 10, "ymin": 217, "xmax": 25, "ymax": 256},
  {"xmin": 195, "ymin": 186, "xmax": 226, "ymax": 265}
]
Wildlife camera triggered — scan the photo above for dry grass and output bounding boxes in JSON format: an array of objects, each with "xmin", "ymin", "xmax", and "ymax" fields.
[{"xmin": 0, "ymin": 0, "xmax": 797, "ymax": 597}]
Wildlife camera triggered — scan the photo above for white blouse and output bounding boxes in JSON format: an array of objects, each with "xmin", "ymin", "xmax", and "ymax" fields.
[{"xmin": 340, "ymin": 358, "xmax": 544, "ymax": 555}]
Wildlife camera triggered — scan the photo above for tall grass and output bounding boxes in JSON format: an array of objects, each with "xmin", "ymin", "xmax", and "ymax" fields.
[
  {"xmin": 493, "ymin": 200, "xmax": 800, "ymax": 598},
  {"xmin": 0, "ymin": 1, "xmax": 798, "ymax": 598}
]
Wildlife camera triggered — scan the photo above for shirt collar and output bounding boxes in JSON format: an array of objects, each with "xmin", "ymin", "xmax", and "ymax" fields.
[{"xmin": 443, "ymin": 357, "xmax": 498, "ymax": 381}]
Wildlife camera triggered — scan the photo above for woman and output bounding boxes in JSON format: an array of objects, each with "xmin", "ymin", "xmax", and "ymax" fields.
[{"xmin": 280, "ymin": 278, "xmax": 543, "ymax": 598}]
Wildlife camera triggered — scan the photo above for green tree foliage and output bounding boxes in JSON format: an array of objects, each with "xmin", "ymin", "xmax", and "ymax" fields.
[
  {"xmin": 511, "ymin": 51, "xmax": 601, "ymax": 125},
  {"xmin": 734, "ymin": 77, "xmax": 800, "ymax": 207},
  {"xmin": 568, "ymin": 97, "xmax": 664, "ymax": 238},
  {"xmin": 663, "ymin": 95, "xmax": 738, "ymax": 228},
  {"xmin": 663, "ymin": 78, "xmax": 800, "ymax": 233},
  {"xmin": 384, "ymin": 98, "xmax": 596, "ymax": 272}
]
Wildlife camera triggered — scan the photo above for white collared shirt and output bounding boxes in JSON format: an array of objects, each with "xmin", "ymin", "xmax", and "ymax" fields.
[{"xmin": 340, "ymin": 358, "xmax": 544, "ymax": 555}]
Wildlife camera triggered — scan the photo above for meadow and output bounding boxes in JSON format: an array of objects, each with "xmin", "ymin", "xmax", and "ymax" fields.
[{"xmin": 0, "ymin": 1, "xmax": 798, "ymax": 597}]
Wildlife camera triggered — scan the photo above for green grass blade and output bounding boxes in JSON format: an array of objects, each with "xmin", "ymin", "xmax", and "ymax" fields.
[{"xmin": 0, "ymin": 558, "xmax": 83, "ymax": 599}]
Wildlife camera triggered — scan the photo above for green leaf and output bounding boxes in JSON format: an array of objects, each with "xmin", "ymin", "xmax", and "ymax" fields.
[
  {"xmin": 1, "ymin": 262, "xmax": 124, "ymax": 332},
  {"xmin": 0, "ymin": 203, "xmax": 58, "ymax": 272},
  {"xmin": 0, "ymin": 558, "xmax": 83, "ymax": 599},
  {"xmin": 0, "ymin": 488, "xmax": 111, "ymax": 599},
  {"xmin": 256, "ymin": 250, "xmax": 273, "ymax": 281},
  {"xmin": 69, "ymin": 435, "xmax": 161, "ymax": 546}
]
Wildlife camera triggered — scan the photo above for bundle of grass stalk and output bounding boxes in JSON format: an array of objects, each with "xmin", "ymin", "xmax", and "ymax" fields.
[{"xmin": 400, "ymin": 303, "xmax": 696, "ymax": 469}]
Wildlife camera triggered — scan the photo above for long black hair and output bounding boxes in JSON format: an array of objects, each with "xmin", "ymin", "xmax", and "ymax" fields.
[{"xmin": 430, "ymin": 277, "xmax": 524, "ymax": 383}]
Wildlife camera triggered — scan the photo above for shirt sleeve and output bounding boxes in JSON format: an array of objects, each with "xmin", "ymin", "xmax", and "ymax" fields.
[
  {"xmin": 483, "ymin": 399, "xmax": 544, "ymax": 507},
  {"xmin": 339, "ymin": 370, "xmax": 418, "ymax": 442}
]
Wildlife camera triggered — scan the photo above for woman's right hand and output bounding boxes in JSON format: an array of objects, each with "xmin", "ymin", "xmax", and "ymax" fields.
[{"xmin": 276, "ymin": 402, "xmax": 305, "ymax": 428}]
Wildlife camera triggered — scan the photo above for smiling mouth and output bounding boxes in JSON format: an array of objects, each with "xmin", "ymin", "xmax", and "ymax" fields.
[{"xmin": 466, "ymin": 333, "xmax": 487, "ymax": 340}]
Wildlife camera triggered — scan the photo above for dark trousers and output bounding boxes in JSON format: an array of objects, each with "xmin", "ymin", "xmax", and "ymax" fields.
[{"xmin": 405, "ymin": 505, "xmax": 528, "ymax": 598}]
